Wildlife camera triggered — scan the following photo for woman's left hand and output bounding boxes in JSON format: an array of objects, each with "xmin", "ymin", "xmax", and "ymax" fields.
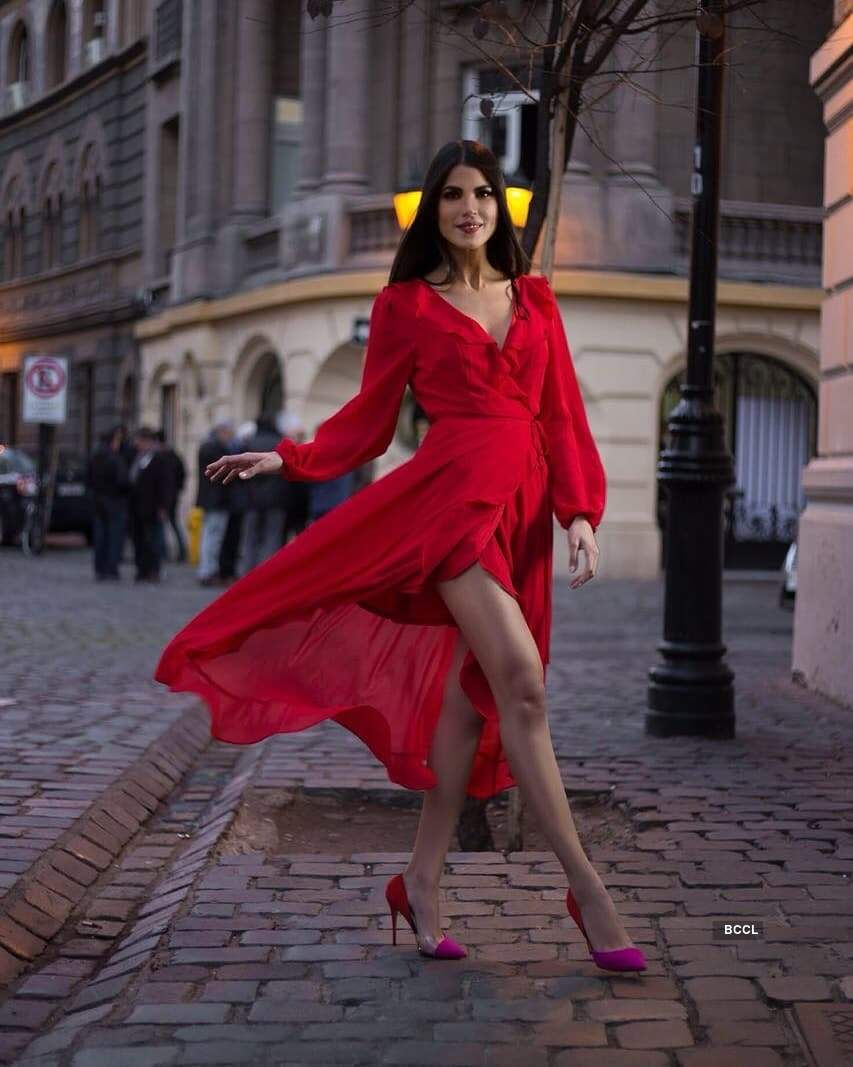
[{"xmin": 568, "ymin": 517, "xmax": 599, "ymax": 589}]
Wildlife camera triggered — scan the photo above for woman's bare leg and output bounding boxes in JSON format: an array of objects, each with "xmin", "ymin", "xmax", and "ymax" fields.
[
  {"xmin": 402, "ymin": 633, "xmax": 484, "ymax": 950},
  {"xmin": 435, "ymin": 562, "xmax": 636, "ymax": 953}
]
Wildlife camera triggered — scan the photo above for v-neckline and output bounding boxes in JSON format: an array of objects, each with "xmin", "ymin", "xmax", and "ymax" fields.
[{"xmin": 419, "ymin": 276, "xmax": 519, "ymax": 353}]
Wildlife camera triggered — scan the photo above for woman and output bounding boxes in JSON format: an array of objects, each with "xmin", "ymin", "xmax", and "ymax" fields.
[{"xmin": 156, "ymin": 140, "xmax": 646, "ymax": 973}]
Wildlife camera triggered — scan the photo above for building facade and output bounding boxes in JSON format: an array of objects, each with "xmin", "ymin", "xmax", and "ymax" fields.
[
  {"xmin": 0, "ymin": 0, "xmax": 148, "ymax": 461},
  {"xmin": 792, "ymin": 1, "xmax": 853, "ymax": 707},
  {"xmin": 66, "ymin": 0, "xmax": 831, "ymax": 579}
]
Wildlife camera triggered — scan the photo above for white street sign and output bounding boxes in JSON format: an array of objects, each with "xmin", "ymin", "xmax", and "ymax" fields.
[{"xmin": 22, "ymin": 355, "xmax": 68, "ymax": 425}]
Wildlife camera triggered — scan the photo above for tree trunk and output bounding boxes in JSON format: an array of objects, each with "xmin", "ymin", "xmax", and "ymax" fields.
[
  {"xmin": 539, "ymin": 85, "xmax": 569, "ymax": 281},
  {"xmin": 456, "ymin": 794, "xmax": 495, "ymax": 851}
]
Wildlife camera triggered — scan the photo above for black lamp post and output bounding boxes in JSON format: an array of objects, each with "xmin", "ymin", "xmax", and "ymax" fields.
[{"xmin": 646, "ymin": 0, "xmax": 736, "ymax": 738}]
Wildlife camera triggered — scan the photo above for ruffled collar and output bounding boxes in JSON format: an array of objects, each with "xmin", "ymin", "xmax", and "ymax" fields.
[{"xmin": 396, "ymin": 274, "xmax": 554, "ymax": 350}]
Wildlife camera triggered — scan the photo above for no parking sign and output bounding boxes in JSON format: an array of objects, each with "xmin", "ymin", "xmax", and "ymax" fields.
[{"xmin": 23, "ymin": 355, "xmax": 68, "ymax": 425}]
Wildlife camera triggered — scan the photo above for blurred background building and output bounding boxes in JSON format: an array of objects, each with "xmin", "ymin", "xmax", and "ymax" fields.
[
  {"xmin": 0, "ymin": 0, "xmax": 146, "ymax": 468},
  {"xmin": 0, "ymin": 0, "xmax": 833, "ymax": 585}
]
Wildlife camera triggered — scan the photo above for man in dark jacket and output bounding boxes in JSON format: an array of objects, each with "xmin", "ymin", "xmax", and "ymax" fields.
[
  {"xmin": 237, "ymin": 415, "xmax": 287, "ymax": 574},
  {"xmin": 155, "ymin": 430, "xmax": 187, "ymax": 563},
  {"xmin": 128, "ymin": 426, "xmax": 170, "ymax": 583},
  {"xmin": 86, "ymin": 426, "xmax": 130, "ymax": 580},
  {"xmin": 197, "ymin": 420, "xmax": 235, "ymax": 586}
]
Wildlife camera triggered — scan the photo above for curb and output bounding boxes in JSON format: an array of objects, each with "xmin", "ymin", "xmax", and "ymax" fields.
[{"xmin": 0, "ymin": 706, "xmax": 210, "ymax": 986}]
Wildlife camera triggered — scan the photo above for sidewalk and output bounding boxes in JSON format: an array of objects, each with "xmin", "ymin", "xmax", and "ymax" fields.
[
  {"xmin": 2, "ymin": 552, "xmax": 852, "ymax": 1066},
  {"xmin": 0, "ymin": 548, "xmax": 212, "ymax": 982}
]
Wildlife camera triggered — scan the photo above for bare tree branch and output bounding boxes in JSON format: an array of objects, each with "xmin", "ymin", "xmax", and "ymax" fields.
[{"xmin": 580, "ymin": 0, "xmax": 651, "ymax": 78}]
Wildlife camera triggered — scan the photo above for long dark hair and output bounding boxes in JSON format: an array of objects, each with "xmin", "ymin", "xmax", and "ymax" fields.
[{"xmin": 388, "ymin": 140, "xmax": 531, "ymax": 314}]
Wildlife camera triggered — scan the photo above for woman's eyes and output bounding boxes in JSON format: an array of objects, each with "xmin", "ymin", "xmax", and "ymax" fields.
[{"xmin": 444, "ymin": 189, "xmax": 493, "ymax": 197}]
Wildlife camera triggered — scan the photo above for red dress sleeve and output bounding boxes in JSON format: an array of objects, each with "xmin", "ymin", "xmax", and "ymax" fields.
[
  {"xmin": 535, "ymin": 278, "xmax": 607, "ymax": 532},
  {"xmin": 274, "ymin": 285, "xmax": 415, "ymax": 481}
]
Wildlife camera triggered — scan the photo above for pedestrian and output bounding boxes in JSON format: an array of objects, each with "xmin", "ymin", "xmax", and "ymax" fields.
[
  {"xmin": 157, "ymin": 141, "xmax": 642, "ymax": 971},
  {"xmin": 86, "ymin": 426, "xmax": 129, "ymax": 581},
  {"xmin": 218, "ymin": 421, "xmax": 253, "ymax": 583},
  {"xmin": 196, "ymin": 420, "xmax": 234, "ymax": 587},
  {"xmin": 155, "ymin": 430, "xmax": 187, "ymax": 563},
  {"xmin": 114, "ymin": 424, "xmax": 137, "ymax": 566},
  {"xmin": 128, "ymin": 426, "xmax": 168, "ymax": 583},
  {"xmin": 237, "ymin": 414, "xmax": 287, "ymax": 574},
  {"xmin": 307, "ymin": 471, "xmax": 355, "ymax": 526},
  {"xmin": 278, "ymin": 414, "xmax": 310, "ymax": 545}
]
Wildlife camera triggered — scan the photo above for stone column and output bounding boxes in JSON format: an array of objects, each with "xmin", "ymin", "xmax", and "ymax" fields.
[
  {"xmin": 793, "ymin": 9, "xmax": 853, "ymax": 706},
  {"xmin": 232, "ymin": 0, "xmax": 273, "ymax": 218},
  {"xmin": 320, "ymin": 0, "xmax": 370, "ymax": 192},
  {"xmin": 557, "ymin": 102, "xmax": 606, "ymax": 266},
  {"xmin": 396, "ymin": 1, "xmax": 432, "ymax": 188},
  {"xmin": 603, "ymin": 12, "xmax": 672, "ymax": 271},
  {"xmin": 171, "ymin": 0, "xmax": 218, "ymax": 298},
  {"xmin": 106, "ymin": 0, "xmax": 120, "ymax": 52},
  {"xmin": 68, "ymin": 0, "xmax": 83, "ymax": 79},
  {"xmin": 294, "ymin": 17, "xmax": 327, "ymax": 195}
]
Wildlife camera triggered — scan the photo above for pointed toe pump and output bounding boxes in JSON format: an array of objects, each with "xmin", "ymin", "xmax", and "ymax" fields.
[
  {"xmin": 385, "ymin": 873, "xmax": 467, "ymax": 960},
  {"xmin": 566, "ymin": 887, "xmax": 647, "ymax": 973}
]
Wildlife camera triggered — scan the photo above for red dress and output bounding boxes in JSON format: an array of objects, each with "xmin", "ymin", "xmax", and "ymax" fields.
[{"xmin": 155, "ymin": 274, "xmax": 606, "ymax": 799}]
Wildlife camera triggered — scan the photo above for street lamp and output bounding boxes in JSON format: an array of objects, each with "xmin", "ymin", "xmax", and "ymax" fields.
[
  {"xmin": 646, "ymin": 0, "xmax": 736, "ymax": 738},
  {"xmin": 505, "ymin": 171, "xmax": 533, "ymax": 229},
  {"xmin": 392, "ymin": 178, "xmax": 422, "ymax": 230}
]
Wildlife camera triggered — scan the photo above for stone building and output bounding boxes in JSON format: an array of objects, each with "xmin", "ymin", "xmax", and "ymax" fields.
[
  {"xmin": 127, "ymin": 2, "xmax": 829, "ymax": 577},
  {"xmin": 0, "ymin": 0, "xmax": 148, "ymax": 459},
  {"xmin": 792, "ymin": 0, "xmax": 853, "ymax": 707}
]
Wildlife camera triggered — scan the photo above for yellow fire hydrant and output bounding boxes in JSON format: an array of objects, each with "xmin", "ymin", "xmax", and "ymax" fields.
[{"xmin": 187, "ymin": 506, "xmax": 203, "ymax": 567}]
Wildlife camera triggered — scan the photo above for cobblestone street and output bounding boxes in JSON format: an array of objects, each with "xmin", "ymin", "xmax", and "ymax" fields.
[{"xmin": 1, "ymin": 543, "xmax": 852, "ymax": 1067}]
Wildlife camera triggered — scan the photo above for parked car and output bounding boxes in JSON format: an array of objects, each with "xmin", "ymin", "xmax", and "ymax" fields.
[
  {"xmin": 50, "ymin": 449, "xmax": 94, "ymax": 543},
  {"xmin": 0, "ymin": 447, "xmax": 38, "ymax": 546},
  {"xmin": 779, "ymin": 540, "xmax": 797, "ymax": 608}
]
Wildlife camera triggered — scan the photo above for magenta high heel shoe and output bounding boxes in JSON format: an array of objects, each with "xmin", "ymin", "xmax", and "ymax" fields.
[
  {"xmin": 385, "ymin": 873, "xmax": 467, "ymax": 959},
  {"xmin": 566, "ymin": 887, "xmax": 647, "ymax": 973}
]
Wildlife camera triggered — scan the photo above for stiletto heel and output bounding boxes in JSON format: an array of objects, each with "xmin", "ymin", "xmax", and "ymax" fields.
[
  {"xmin": 566, "ymin": 887, "xmax": 647, "ymax": 973},
  {"xmin": 385, "ymin": 873, "xmax": 467, "ymax": 960}
]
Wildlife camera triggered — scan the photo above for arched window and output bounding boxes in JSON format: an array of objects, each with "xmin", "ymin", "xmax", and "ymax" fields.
[
  {"xmin": 6, "ymin": 21, "xmax": 31, "ymax": 110},
  {"xmin": 8, "ymin": 21, "xmax": 30, "ymax": 84},
  {"xmin": 257, "ymin": 353, "xmax": 284, "ymax": 420},
  {"xmin": 78, "ymin": 143, "xmax": 102, "ymax": 259},
  {"xmin": 120, "ymin": 375, "xmax": 136, "ymax": 431},
  {"xmin": 42, "ymin": 162, "xmax": 63, "ymax": 270},
  {"xmin": 46, "ymin": 1, "xmax": 69, "ymax": 89},
  {"xmin": 658, "ymin": 353, "xmax": 817, "ymax": 569},
  {"xmin": 4, "ymin": 178, "xmax": 26, "ymax": 280}
]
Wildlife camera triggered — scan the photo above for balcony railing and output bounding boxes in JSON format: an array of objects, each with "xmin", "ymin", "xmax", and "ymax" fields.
[{"xmin": 673, "ymin": 198, "xmax": 822, "ymax": 285}]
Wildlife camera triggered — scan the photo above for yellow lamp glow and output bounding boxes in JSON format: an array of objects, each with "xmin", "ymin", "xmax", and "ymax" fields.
[
  {"xmin": 506, "ymin": 183, "xmax": 532, "ymax": 228},
  {"xmin": 393, "ymin": 189, "xmax": 422, "ymax": 230}
]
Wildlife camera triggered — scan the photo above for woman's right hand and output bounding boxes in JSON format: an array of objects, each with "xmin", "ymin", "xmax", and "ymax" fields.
[{"xmin": 205, "ymin": 451, "xmax": 283, "ymax": 485}]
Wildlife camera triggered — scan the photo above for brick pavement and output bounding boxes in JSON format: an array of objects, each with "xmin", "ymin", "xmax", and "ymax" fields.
[{"xmin": 2, "ymin": 546, "xmax": 852, "ymax": 1065}]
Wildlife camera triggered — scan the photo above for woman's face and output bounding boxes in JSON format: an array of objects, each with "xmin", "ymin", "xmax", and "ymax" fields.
[{"xmin": 435, "ymin": 164, "xmax": 499, "ymax": 254}]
